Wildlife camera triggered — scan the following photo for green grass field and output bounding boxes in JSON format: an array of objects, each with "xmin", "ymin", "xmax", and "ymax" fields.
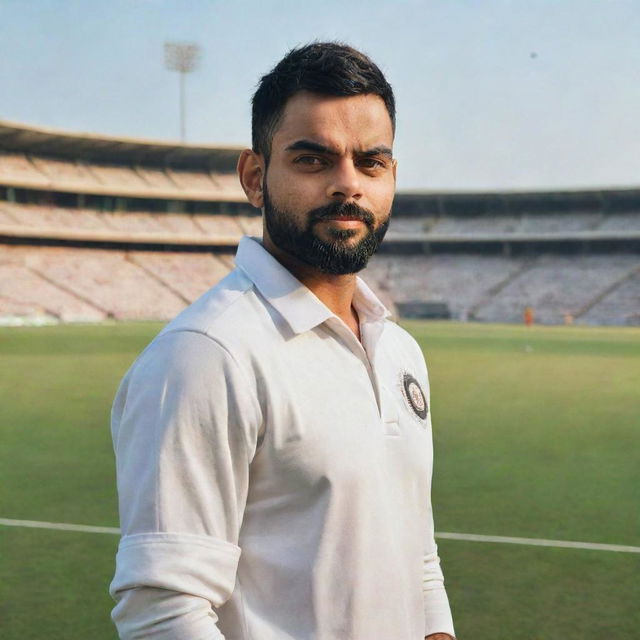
[{"xmin": 1, "ymin": 321, "xmax": 638, "ymax": 639}]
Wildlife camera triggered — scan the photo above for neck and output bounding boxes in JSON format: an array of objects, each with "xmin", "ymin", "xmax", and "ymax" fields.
[{"xmin": 263, "ymin": 236, "xmax": 361, "ymax": 339}]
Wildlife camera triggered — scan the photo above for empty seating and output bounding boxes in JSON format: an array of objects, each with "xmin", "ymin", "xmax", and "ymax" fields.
[
  {"xmin": 363, "ymin": 253, "xmax": 640, "ymax": 325},
  {"xmin": 193, "ymin": 214, "xmax": 243, "ymax": 238},
  {"xmin": 386, "ymin": 217, "xmax": 432, "ymax": 235},
  {"xmin": 520, "ymin": 212, "xmax": 602, "ymax": 232},
  {"xmin": 102, "ymin": 211, "xmax": 169, "ymax": 234},
  {"xmin": 0, "ymin": 243, "xmax": 237, "ymax": 323},
  {"xmin": 25, "ymin": 247, "xmax": 188, "ymax": 320},
  {"xmin": 580, "ymin": 270, "xmax": 640, "ymax": 325},
  {"xmin": 169, "ymin": 169, "xmax": 219, "ymax": 192},
  {"xmin": 0, "ymin": 202, "xmax": 110, "ymax": 231},
  {"xmin": 0, "ymin": 202, "xmax": 262, "ymax": 243},
  {"xmin": 211, "ymin": 173, "xmax": 246, "ymax": 199},
  {"xmin": 598, "ymin": 213, "xmax": 640, "ymax": 232},
  {"xmin": 2, "ymin": 239, "xmax": 638, "ymax": 326},
  {"xmin": 0, "ymin": 246, "xmax": 106, "ymax": 322},
  {"xmin": 428, "ymin": 214, "xmax": 521, "ymax": 235},
  {"xmin": 0, "ymin": 205, "xmax": 18, "ymax": 224},
  {"xmin": 154, "ymin": 212, "xmax": 205, "ymax": 236},
  {"xmin": 87, "ymin": 163, "xmax": 148, "ymax": 188},
  {"xmin": 389, "ymin": 211, "xmax": 640, "ymax": 236},
  {"xmin": 135, "ymin": 166, "xmax": 178, "ymax": 190},
  {"xmin": 31, "ymin": 156, "xmax": 96, "ymax": 186},
  {"xmin": 236, "ymin": 215, "xmax": 263, "ymax": 237},
  {"xmin": 474, "ymin": 255, "xmax": 638, "ymax": 324},
  {"xmin": 129, "ymin": 252, "xmax": 231, "ymax": 302},
  {"xmin": 0, "ymin": 151, "xmax": 244, "ymax": 200},
  {"xmin": 0, "ymin": 152, "xmax": 47, "ymax": 186},
  {"xmin": 364, "ymin": 253, "xmax": 525, "ymax": 320}
]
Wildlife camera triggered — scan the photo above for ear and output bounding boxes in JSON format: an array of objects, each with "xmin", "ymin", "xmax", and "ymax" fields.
[
  {"xmin": 392, "ymin": 158, "xmax": 398, "ymax": 184},
  {"xmin": 237, "ymin": 149, "xmax": 265, "ymax": 209}
]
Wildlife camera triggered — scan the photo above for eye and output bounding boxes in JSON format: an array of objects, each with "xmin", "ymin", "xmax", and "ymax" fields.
[
  {"xmin": 357, "ymin": 157, "xmax": 388, "ymax": 170},
  {"xmin": 293, "ymin": 155, "xmax": 328, "ymax": 167}
]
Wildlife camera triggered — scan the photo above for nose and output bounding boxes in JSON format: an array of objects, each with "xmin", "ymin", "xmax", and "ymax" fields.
[{"xmin": 326, "ymin": 158, "xmax": 363, "ymax": 202}]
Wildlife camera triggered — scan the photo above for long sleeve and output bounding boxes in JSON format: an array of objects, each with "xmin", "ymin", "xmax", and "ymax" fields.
[
  {"xmin": 422, "ymin": 504, "xmax": 455, "ymax": 636},
  {"xmin": 109, "ymin": 330, "xmax": 262, "ymax": 639},
  {"xmin": 405, "ymin": 334, "xmax": 456, "ymax": 638},
  {"xmin": 422, "ymin": 408, "xmax": 456, "ymax": 638}
]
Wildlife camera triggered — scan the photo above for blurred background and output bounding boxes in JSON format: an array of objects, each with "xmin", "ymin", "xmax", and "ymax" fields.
[
  {"xmin": 0, "ymin": 1, "xmax": 638, "ymax": 639},
  {"xmin": 2, "ymin": 0, "xmax": 640, "ymax": 191}
]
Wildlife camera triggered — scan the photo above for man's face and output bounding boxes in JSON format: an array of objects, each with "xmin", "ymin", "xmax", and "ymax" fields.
[{"xmin": 262, "ymin": 91, "xmax": 396, "ymax": 275}]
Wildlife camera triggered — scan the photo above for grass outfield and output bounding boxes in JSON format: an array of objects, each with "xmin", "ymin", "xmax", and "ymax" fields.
[{"xmin": 1, "ymin": 321, "xmax": 638, "ymax": 639}]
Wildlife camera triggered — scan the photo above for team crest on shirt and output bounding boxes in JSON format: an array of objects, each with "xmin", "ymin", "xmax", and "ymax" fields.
[{"xmin": 400, "ymin": 372, "xmax": 429, "ymax": 423}]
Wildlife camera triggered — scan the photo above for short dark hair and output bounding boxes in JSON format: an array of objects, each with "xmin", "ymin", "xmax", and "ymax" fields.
[{"xmin": 252, "ymin": 42, "xmax": 395, "ymax": 160}]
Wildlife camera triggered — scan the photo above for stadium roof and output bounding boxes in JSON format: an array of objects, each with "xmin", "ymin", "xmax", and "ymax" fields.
[
  {"xmin": 394, "ymin": 187, "xmax": 640, "ymax": 215},
  {"xmin": 0, "ymin": 119, "xmax": 244, "ymax": 169}
]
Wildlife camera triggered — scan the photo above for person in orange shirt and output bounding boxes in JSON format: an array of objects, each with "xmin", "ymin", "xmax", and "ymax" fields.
[{"xmin": 524, "ymin": 306, "xmax": 534, "ymax": 326}]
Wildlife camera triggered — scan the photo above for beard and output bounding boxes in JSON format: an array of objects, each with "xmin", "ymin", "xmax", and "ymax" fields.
[{"xmin": 262, "ymin": 182, "xmax": 390, "ymax": 275}]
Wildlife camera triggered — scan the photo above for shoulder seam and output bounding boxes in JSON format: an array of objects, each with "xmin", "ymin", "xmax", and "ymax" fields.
[{"xmin": 154, "ymin": 327, "xmax": 264, "ymax": 456}]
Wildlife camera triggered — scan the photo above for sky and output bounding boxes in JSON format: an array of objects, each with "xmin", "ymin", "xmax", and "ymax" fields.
[{"xmin": 0, "ymin": 0, "xmax": 639, "ymax": 192}]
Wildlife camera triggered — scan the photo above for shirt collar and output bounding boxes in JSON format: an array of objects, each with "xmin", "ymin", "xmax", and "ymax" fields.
[
  {"xmin": 353, "ymin": 275, "xmax": 392, "ymax": 325},
  {"xmin": 234, "ymin": 236, "xmax": 391, "ymax": 335}
]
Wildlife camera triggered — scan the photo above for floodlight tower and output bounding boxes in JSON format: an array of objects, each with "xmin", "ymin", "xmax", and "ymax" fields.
[{"xmin": 164, "ymin": 42, "xmax": 201, "ymax": 142}]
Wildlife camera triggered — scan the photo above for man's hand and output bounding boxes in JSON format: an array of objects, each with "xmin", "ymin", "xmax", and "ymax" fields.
[{"xmin": 425, "ymin": 634, "xmax": 455, "ymax": 640}]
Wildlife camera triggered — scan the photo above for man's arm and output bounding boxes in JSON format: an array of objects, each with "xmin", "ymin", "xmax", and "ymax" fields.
[
  {"xmin": 413, "ymin": 341, "xmax": 455, "ymax": 639},
  {"xmin": 112, "ymin": 588, "xmax": 226, "ymax": 639},
  {"xmin": 110, "ymin": 330, "xmax": 262, "ymax": 639},
  {"xmin": 422, "ymin": 496, "xmax": 456, "ymax": 638},
  {"xmin": 426, "ymin": 634, "xmax": 455, "ymax": 639}
]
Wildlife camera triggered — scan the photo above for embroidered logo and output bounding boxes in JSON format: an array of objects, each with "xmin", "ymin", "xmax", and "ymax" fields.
[{"xmin": 401, "ymin": 372, "xmax": 428, "ymax": 422}]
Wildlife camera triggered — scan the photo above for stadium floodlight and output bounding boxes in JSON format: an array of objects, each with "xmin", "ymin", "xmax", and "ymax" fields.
[{"xmin": 164, "ymin": 42, "xmax": 201, "ymax": 142}]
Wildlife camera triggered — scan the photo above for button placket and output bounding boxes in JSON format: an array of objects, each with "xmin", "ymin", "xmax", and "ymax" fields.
[
  {"xmin": 324, "ymin": 318, "xmax": 384, "ymax": 418},
  {"xmin": 380, "ymin": 384, "xmax": 400, "ymax": 436}
]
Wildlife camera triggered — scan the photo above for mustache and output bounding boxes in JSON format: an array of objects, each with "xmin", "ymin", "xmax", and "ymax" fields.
[{"xmin": 308, "ymin": 202, "xmax": 376, "ymax": 226}]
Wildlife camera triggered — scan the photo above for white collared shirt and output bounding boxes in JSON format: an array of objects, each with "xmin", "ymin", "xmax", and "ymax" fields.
[{"xmin": 110, "ymin": 237, "xmax": 455, "ymax": 639}]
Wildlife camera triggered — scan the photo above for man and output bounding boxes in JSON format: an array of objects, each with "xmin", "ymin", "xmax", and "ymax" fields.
[{"xmin": 110, "ymin": 42, "xmax": 455, "ymax": 640}]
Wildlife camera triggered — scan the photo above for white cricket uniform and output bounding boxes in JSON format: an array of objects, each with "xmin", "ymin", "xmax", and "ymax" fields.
[{"xmin": 110, "ymin": 236, "xmax": 455, "ymax": 640}]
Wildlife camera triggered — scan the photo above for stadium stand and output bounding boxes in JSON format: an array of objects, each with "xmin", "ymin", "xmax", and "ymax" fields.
[
  {"xmin": 236, "ymin": 215, "xmax": 264, "ymax": 237},
  {"xmin": 20, "ymin": 246, "xmax": 189, "ymax": 320},
  {"xmin": 193, "ymin": 213, "xmax": 244, "ymax": 236},
  {"xmin": 0, "ymin": 245, "xmax": 106, "ymax": 322},
  {"xmin": 0, "ymin": 151, "xmax": 48, "ymax": 188},
  {"xmin": 364, "ymin": 253, "xmax": 529, "ymax": 321},
  {"xmin": 0, "ymin": 119, "xmax": 245, "ymax": 201},
  {"xmin": 386, "ymin": 216, "xmax": 433, "ymax": 234},
  {"xmin": 0, "ymin": 119, "xmax": 638, "ymax": 326},
  {"xmin": 598, "ymin": 212, "xmax": 640, "ymax": 232},
  {"xmin": 211, "ymin": 172, "xmax": 247, "ymax": 199},
  {"xmin": 135, "ymin": 165, "xmax": 178, "ymax": 190},
  {"xmin": 471, "ymin": 254, "xmax": 639, "ymax": 324},
  {"xmin": 0, "ymin": 200, "xmax": 248, "ymax": 245},
  {"xmin": 579, "ymin": 267, "xmax": 640, "ymax": 325},
  {"xmin": 31, "ymin": 155, "xmax": 95, "ymax": 184},
  {"xmin": 87, "ymin": 162, "xmax": 149, "ymax": 189},
  {"xmin": 129, "ymin": 252, "xmax": 232, "ymax": 303},
  {"xmin": 1, "ymin": 202, "xmax": 105, "ymax": 230},
  {"xmin": 102, "ymin": 211, "xmax": 168, "ymax": 234},
  {"xmin": 518, "ymin": 212, "xmax": 603, "ymax": 232},
  {"xmin": 154, "ymin": 212, "xmax": 205, "ymax": 235},
  {"xmin": 168, "ymin": 168, "xmax": 218, "ymax": 191},
  {"xmin": 427, "ymin": 214, "xmax": 521, "ymax": 235}
]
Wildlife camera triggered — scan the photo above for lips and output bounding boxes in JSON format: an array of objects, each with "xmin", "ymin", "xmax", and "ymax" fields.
[
  {"xmin": 322, "ymin": 215, "xmax": 365, "ymax": 222},
  {"xmin": 309, "ymin": 202, "xmax": 376, "ymax": 229}
]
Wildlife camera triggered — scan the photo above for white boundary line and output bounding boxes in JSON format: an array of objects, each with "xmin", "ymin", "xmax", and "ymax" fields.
[
  {"xmin": 436, "ymin": 531, "xmax": 640, "ymax": 554},
  {"xmin": 1, "ymin": 518, "xmax": 639, "ymax": 553},
  {"xmin": 0, "ymin": 518, "xmax": 120, "ymax": 535}
]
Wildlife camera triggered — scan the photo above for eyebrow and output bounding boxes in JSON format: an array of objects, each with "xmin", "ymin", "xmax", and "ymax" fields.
[{"xmin": 285, "ymin": 139, "xmax": 393, "ymax": 158}]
